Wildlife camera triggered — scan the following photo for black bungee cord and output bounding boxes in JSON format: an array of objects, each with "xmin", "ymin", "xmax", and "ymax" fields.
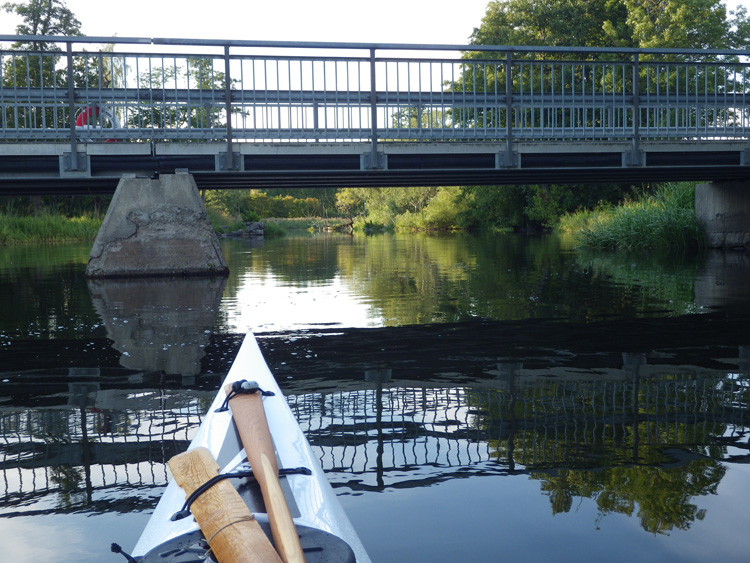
[{"xmin": 215, "ymin": 379, "xmax": 275, "ymax": 413}]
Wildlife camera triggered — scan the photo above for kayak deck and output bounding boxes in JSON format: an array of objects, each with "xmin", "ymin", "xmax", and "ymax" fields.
[{"xmin": 132, "ymin": 333, "xmax": 370, "ymax": 562}]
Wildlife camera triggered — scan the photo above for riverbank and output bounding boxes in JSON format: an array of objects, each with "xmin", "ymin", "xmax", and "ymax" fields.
[
  {"xmin": 0, "ymin": 212, "xmax": 354, "ymax": 244},
  {"xmin": 2, "ymin": 183, "xmax": 706, "ymax": 251},
  {"xmin": 0, "ymin": 213, "xmax": 102, "ymax": 244},
  {"xmin": 557, "ymin": 182, "xmax": 706, "ymax": 251}
]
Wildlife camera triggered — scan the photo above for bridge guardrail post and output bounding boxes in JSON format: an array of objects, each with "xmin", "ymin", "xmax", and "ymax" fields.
[
  {"xmin": 218, "ymin": 44, "xmax": 241, "ymax": 172},
  {"xmin": 496, "ymin": 51, "xmax": 517, "ymax": 168},
  {"xmin": 62, "ymin": 40, "xmax": 88, "ymax": 176},
  {"xmin": 624, "ymin": 52, "xmax": 644, "ymax": 167},
  {"xmin": 64, "ymin": 42, "xmax": 80, "ymax": 171},
  {"xmin": 362, "ymin": 47, "xmax": 386, "ymax": 170}
]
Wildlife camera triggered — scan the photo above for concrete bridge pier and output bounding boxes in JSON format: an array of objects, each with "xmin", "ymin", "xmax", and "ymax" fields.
[
  {"xmin": 695, "ymin": 181, "xmax": 750, "ymax": 251},
  {"xmin": 85, "ymin": 171, "xmax": 229, "ymax": 278}
]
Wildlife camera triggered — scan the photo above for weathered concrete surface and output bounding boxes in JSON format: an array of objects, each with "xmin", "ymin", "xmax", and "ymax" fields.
[
  {"xmin": 695, "ymin": 181, "xmax": 750, "ymax": 250},
  {"xmin": 86, "ymin": 173, "xmax": 229, "ymax": 277}
]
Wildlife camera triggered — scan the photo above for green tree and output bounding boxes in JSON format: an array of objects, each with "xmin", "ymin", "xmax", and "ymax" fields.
[
  {"xmin": 469, "ymin": 0, "xmax": 629, "ymax": 49},
  {"xmin": 470, "ymin": 0, "xmax": 748, "ymax": 51},
  {"xmin": 335, "ymin": 188, "xmax": 368, "ymax": 221},
  {"xmin": 452, "ymin": 0, "xmax": 749, "ymax": 233},
  {"xmin": 205, "ymin": 189, "xmax": 324, "ymax": 224},
  {"xmin": 339, "ymin": 187, "xmax": 440, "ymax": 229},
  {"xmin": 622, "ymin": 0, "xmax": 742, "ymax": 50},
  {"xmin": 460, "ymin": 184, "xmax": 631, "ymax": 232},
  {"xmin": 263, "ymin": 188, "xmax": 339, "ymax": 216},
  {"xmin": 2, "ymin": 0, "xmax": 83, "ymax": 130},
  {"xmin": 461, "ymin": 185, "xmax": 529, "ymax": 231},
  {"xmin": 4, "ymin": 2, "xmax": 123, "ymax": 133},
  {"xmin": 2, "ymin": 0, "xmax": 86, "ymax": 213},
  {"xmin": 3, "ymin": 0, "xmax": 82, "ymax": 50}
]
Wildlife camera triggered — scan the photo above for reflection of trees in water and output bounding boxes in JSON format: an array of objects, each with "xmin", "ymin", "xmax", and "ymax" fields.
[
  {"xmin": 292, "ymin": 367, "xmax": 747, "ymax": 536},
  {"xmin": 534, "ymin": 461, "xmax": 723, "ymax": 534},
  {"xmin": 49, "ymin": 464, "xmax": 87, "ymax": 509},
  {"xmin": 229, "ymin": 233, "xmax": 707, "ymax": 326},
  {"xmin": 476, "ymin": 368, "xmax": 744, "ymax": 534}
]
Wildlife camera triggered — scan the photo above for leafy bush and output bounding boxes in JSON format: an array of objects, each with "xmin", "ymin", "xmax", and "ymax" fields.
[
  {"xmin": 204, "ymin": 190, "xmax": 324, "ymax": 222},
  {"xmin": 558, "ymin": 183, "xmax": 706, "ymax": 251}
]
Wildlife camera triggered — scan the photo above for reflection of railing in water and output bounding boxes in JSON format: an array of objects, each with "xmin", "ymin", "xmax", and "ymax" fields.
[
  {"xmin": 287, "ymin": 370, "xmax": 749, "ymax": 491},
  {"xmin": 0, "ymin": 397, "xmax": 205, "ymax": 516},
  {"xmin": 2, "ymin": 368, "xmax": 747, "ymax": 512}
]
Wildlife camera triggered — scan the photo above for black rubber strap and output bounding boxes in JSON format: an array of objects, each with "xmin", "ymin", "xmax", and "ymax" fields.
[
  {"xmin": 215, "ymin": 379, "xmax": 275, "ymax": 413},
  {"xmin": 170, "ymin": 466, "xmax": 312, "ymax": 521}
]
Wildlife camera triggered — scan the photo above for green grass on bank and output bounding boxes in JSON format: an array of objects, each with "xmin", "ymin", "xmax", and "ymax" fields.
[
  {"xmin": 1, "ymin": 210, "xmax": 343, "ymax": 244},
  {"xmin": 558, "ymin": 183, "xmax": 706, "ymax": 251},
  {"xmin": 0, "ymin": 213, "xmax": 103, "ymax": 244}
]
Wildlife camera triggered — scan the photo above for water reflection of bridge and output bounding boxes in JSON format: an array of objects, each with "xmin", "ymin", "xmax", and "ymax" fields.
[
  {"xmin": 2, "ymin": 363, "xmax": 746, "ymax": 516},
  {"xmin": 0, "ymin": 391, "xmax": 209, "ymax": 517},
  {"xmin": 287, "ymin": 364, "xmax": 749, "ymax": 491}
]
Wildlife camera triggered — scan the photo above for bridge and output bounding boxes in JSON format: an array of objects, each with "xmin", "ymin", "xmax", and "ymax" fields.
[{"xmin": 1, "ymin": 35, "xmax": 750, "ymax": 195}]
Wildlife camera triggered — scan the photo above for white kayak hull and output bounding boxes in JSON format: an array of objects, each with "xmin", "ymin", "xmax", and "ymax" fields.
[{"xmin": 132, "ymin": 333, "xmax": 370, "ymax": 562}]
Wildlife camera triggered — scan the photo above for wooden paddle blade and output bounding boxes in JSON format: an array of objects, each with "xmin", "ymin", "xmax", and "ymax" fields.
[
  {"xmin": 226, "ymin": 384, "xmax": 306, "ymax": 563},
  {"xmin": 168, "ymin": 446, "xmax": 282, "ymax": 563}
]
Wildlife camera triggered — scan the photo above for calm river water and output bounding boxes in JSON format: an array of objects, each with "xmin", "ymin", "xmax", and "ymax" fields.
[{"xmin": 1, "ymin": 233, "xmax": 748, "ymax": 562}]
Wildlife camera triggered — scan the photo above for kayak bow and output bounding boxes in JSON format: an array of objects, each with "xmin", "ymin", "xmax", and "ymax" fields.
[{"xmin": 130, "ymin": 333, "xmax": 370, "ymax": 562}]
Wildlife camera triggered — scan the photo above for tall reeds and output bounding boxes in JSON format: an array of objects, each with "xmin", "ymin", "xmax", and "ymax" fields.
[
  {"xmin": 0, "ymin": 213, "xmax": 102, "ymax": 244},
  {"xmin": 558, "ymin": 183, "xmax": 706, "ymax": 251}
]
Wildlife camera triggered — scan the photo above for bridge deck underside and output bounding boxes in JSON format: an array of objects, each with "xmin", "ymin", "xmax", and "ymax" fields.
[{"xmin": 1, "ymin": 141, "xmax": 748, "ymax": 195}]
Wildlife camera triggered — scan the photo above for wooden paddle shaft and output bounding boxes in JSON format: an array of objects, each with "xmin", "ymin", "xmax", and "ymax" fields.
[
  {"xmin": 226, "ymin": 385, "xmax": 306, "ymax": 563},
  {"xmin": 168, "ymin": 446, "xmax": 282, "ymax": 563}
]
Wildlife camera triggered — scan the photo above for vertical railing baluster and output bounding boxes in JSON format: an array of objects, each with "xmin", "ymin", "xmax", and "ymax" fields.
[
  {"xmin": 369, "ymin": 47, "xmax": 378, "ymax": 168},
  {"xmin": 65, "ymin": 41, "xmax": 79, "ymax": 170},
  {"xmin": 631, "ymin": 53, "xmax": 641, "ymax": 165},
  {"xmin": 504, "ymin": 51, "xmax": 514, "ymax": 166},
  {"xmin": 223, "ymin": 44, "xmax": 235, "ymax": 170}
]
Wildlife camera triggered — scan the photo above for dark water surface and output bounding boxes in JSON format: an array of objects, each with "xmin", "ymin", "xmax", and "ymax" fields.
[{"xmin": 1, "ymin": 234, "xmax": 748, "ymax": 562}]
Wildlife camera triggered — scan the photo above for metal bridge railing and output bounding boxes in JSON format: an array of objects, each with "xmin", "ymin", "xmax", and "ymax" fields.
[{"xmin": 1, "ymin": 36, "xmax": 750, "ymax": 159}]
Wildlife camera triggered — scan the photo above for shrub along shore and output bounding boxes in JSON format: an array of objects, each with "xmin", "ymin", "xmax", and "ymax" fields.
[
  {"xmin": 0, "ymin": 182, "xmax": 706, "ymax": 252},
  {"xmin": 557, "ymin": 183, "xmax": 706, "ymax": 251}
]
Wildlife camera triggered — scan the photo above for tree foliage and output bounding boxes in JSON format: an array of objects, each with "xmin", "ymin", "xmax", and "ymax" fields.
[
  {"xmin": 335, "ymin": 187, "xmax": 471, "ymax": 231},
  {"xmin": 470, "ymin": 0, "xmax": 749, "ymax": 51},
  {"xmin": 470, "ymin": 0, "xmax": 629, "ymax": 48},
  {"xmin": 459, "ymin": 183, "xmax": 630, "ymax": 232},
  {"xmin": 2, "ymin": 0, "xmax": 84, "ymax": 132},
  {"xmin": 3, "ymin": 0, "xmax": 82, "ymax": 50},
  {"xmin": 204, "ymin": 190, "xmax": 325, "ymax": 224},
  {"xmin": 622, "ymin": 0, "xmax": 747, "ymax": 49},
  {"xmin": 445, "ymin": 0, "xmax": 750, "ymax": 232}
]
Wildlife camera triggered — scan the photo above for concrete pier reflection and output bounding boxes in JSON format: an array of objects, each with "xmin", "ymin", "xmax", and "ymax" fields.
[
  {"xmin": 695, "ymin": 250, "xmax": 750, "ymax": 311},
  {"xmin": 87, "ymin": 276, "xmax": 226, "ymax": 377}
]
